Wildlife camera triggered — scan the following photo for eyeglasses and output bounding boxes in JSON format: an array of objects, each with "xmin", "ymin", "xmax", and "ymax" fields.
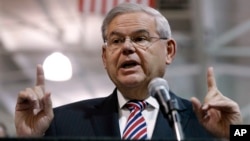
[{"xmin": 104, "ymin": 35, "xmax": 168, "ymax": 50}]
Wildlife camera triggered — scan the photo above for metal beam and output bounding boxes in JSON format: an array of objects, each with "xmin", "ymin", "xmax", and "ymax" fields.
[
  {"xmin": 208, "ymin": 20, "xmax": 250, "ymax": 51},
  {"xmin": 210, "ymin": 46, "xmax": 250, "ymax": 57}
]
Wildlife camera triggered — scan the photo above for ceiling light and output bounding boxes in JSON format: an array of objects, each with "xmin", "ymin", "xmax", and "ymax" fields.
[{"xmin": 43, "ymin": 52, "xmax": 72, "ymax": 81}]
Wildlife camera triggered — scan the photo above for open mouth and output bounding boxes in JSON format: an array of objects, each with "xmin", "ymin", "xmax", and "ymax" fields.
[{"xmin": 120, "ymin": 60, "xmax": 139, "ymax": 69}]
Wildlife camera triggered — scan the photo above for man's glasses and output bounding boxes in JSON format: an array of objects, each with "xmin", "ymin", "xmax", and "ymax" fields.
[{"xmin": 104, "ymin": 35, "xmax": 168, "ymax": 50}]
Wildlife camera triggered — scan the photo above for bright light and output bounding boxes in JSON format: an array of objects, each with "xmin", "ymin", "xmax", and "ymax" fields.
[{"xmin": 43, "ymin": 52, "xmax": 72, "ymax": 81}]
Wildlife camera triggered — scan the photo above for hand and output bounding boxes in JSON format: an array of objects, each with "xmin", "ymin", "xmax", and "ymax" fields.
[
  {"xmin": 15, "ymin": 64, "xmax": 54, "ymax": 137},
  {"xmin": 191, "ymin": 67, "xmax": 242, "ymax": 139}
]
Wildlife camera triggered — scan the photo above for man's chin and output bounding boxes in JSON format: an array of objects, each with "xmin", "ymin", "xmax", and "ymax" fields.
[{"xmin": 118, "ymin": 76, "xmax": 145, "ymax": 88}]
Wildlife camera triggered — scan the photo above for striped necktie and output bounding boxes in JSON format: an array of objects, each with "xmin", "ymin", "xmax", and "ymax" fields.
[{"xmin": 122, "ymin": 100, "xmax": 147, "ymax": 140}]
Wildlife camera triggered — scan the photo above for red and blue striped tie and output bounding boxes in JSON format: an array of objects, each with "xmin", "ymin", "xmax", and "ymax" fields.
[{"xmin": 122, "ymin": 100, "xmax": 147, "ymax": 140}]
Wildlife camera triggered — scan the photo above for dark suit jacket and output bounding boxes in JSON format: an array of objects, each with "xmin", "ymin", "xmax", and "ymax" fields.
[{"xmin": 45, "ymin": 88, "xmax": 217, "ymax": 140}]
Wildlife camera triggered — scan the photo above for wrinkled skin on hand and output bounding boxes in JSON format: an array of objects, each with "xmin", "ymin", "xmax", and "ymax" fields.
[
  {"xmin": 15, "ymin": 64, "xmax": 54, "ymax": 137},
  {"xmin": 191, "ymin": 67, "xmax": 242, "ymax": 139}
]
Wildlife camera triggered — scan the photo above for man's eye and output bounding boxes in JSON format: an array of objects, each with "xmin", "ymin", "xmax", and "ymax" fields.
[
  {"xmin": 111, "ymin": 38, "xmax": 123, "ymax": 44},
  {"xmin": 133, "ymin": 36, "xmax": 148, "ymax": 42}
]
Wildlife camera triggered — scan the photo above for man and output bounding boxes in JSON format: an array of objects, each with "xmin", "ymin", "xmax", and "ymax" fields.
[{"xmin": 15, "ymin": 3, "xmax": 242, "ymax": 140}]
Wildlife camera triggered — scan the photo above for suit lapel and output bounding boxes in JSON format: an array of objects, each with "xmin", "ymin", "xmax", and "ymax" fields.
[
  {"xmin": 169, "ymin": 91, "xmax": 192, "ymax": 131},
  {"xmin": 92, "ymin": 112, "xmax": 121, "ymax": 138},
  {"xmin": 152, "ymin": 110, "xmax": 176, "ymax": 139},
  {"xmin": 152, "ymin": 91, "xmax": 191, "ymax": 139},
  {"xmin": 91, "ymin": 89, "xmax": 121, "ymax": 138}
]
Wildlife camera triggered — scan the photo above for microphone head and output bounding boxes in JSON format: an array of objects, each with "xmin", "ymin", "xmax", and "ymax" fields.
[{"xmin": 148, "ymin": 77, "xmax": 169, "ymax": 96}]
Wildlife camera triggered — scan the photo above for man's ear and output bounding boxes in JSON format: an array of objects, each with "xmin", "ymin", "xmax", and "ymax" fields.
[
  {"xmin": 102, "ymin": 45, "xmax": 107, "ymax": 69},
  {"xmin": 165, "ymin": 38, "xmax": 177, "ymax": 65}
]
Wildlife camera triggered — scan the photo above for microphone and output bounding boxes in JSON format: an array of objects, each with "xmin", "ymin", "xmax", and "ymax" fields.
[{"xmin": 148, "ymin": 77, "xmax": 184, "ymax": 141}]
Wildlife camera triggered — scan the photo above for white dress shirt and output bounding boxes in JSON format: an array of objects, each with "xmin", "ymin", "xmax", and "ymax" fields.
[{"xmin": 117, "ymin": 91, "xmax": 159, "ymax": 139}]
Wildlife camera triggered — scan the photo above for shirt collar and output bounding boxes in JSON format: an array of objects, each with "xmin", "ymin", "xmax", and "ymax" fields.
[{"xmin": 117, "ymin": 90, "xmax": 159, "ymax": 109}]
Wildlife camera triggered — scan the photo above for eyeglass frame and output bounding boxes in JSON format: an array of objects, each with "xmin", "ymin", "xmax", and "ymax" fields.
[{"xmin": 103, "ymin": 34, "xmax": 168, "ymax": 50}]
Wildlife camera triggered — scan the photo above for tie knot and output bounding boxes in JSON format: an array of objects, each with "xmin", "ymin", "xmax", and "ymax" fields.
[{"xmin": 126, "ymin": 100, "xmax": 147, "ymax": 112}]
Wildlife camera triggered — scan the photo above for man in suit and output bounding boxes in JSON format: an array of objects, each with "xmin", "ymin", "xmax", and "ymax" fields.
[{"xmin": 15, "ymin": 3, "xmax": 242, "ymax": 140}]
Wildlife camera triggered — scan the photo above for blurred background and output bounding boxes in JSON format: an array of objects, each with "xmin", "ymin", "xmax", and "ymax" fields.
[{"xmin": 1, "ymin": 0, "xmax": 250, "ymax": 136}]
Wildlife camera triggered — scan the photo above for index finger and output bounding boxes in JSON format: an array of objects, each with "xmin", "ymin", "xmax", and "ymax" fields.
[
  {"xmin": 207, "ymin": 66, "xmax": 217, "ymax": 90},
  {"xmin": 36, "ymin": 64, "xmax": 45, "ymax": 88}
]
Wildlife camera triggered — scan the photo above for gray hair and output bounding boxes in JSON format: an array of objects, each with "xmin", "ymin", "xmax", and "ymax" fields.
[{"xmin": 101, "ymin": 3, "xmax": 172, "ymax": 41}]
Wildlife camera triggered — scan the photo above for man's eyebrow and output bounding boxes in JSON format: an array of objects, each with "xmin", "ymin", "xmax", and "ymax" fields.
[
  {"xmin": 109, "ymin": 31, "xmax": 124, "ymax": 37},
  {"xmin": 108, "ymin": 29, "xmax": 150, "ymax": 37},
  {"xmin": 132, "ymin": 29, "xmax": 150, "ymax": 35}
]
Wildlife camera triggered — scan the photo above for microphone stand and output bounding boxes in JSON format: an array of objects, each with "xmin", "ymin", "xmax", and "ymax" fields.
[
  {"xmin": 167, "ymin": 99, "xmax": 184, "ymax": 141},
  {"xmin": 155, "ymin": 93, "xmax": 185, "ymax": 141}
]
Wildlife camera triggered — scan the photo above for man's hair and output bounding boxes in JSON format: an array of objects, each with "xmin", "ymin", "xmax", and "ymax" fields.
[{"xmin": 101, "ymin": 2, "xmax": 172, "ymax": 41}]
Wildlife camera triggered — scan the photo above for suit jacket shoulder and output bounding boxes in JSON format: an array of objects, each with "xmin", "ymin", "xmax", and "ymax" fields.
[{"xmin": 45, "ymin": 89, "xmax": 121, "ymax": 138}]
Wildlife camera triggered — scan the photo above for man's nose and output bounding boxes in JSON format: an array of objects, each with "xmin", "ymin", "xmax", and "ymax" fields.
[{"xmin": 121, "ymin": 38, "xmax": 136, "ymax": 55}]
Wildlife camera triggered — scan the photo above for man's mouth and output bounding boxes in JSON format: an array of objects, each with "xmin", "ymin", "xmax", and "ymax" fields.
[{"xmin": 120, "ymin": 60, "xmax": 139, "ymax": 69}]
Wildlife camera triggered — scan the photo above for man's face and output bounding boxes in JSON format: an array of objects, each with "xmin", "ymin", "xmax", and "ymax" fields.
[{"xmin": 102, "ymin": 12, "xmax": 175, "ymax": 90}]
